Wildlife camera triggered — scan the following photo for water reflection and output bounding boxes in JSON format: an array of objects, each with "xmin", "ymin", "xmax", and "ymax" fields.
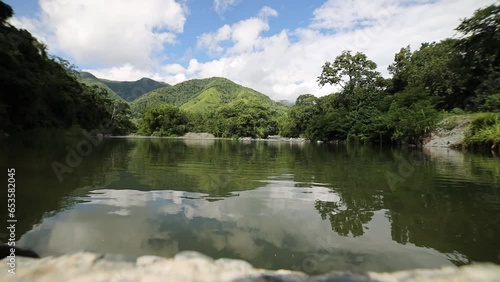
[
  {"xmin": 0, "ymin": 136, "xmax": 498, "ymax": 274},
  {"xmin": 17, "ymin": 184, "xmax": 453, "ymax": 274}
]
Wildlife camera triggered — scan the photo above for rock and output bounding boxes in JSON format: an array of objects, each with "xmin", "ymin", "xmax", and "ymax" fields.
[
  {"xmin": 1, "ymin": 251, "xmax": 500, "ymax": 282},
  {"xmin": 424, "ymin": 115, "xmax": 473, "ymax": 148},
  {"xmin": 182, "ymin": 132, "xmax": 216, "ymax": 139}
]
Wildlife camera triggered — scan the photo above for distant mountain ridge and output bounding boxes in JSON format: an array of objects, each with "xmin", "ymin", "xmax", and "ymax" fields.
[
  {"xmin": 130, "ymin": 77, "xmax": 285, "ymax": 116},
  {"xmin": 78, "ymin": 72, "xmax": 169, "ymax": 102},
  {"xmin": 78, "ymin": 73, "xmax": 285, "ymax": 117},
  {"xmin": 77, "ymin": 72, "xmax": 124, "ymax": 101}
]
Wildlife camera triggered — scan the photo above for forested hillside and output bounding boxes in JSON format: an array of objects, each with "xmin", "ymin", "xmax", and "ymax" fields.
[
  {"xmin": 133, "ymin": 77, "xmax": 287, "ymax": 138},
  {"xmin": 131, "ymin": 77, "xmax": 281, "ymax": 115},
  {"xmin": 79, "ymin": 72, "xmax": 169, "ymax": 102},
  {"xmin": 0, "ymin": 1, "xmax": 134, "ymax": 134},
  {"xmin": 0, "ymin": 0, "xmax": 497, "ymax": 149},
  {"xmin": 77, "ymin": 72, "xmax": 125, "ymax": 102}
]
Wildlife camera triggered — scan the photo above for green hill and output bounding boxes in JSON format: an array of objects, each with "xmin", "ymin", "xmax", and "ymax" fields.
[
  {"xmin": 130, "ymin": 77, "xmax": 283, "ymax": 116},
  {"xmin": 0, "ymin": 1, "xmax": 134, "ymax": 134},
  {"xmin": 101, "ymin": 77, "xmax": 169, "ymax": 102},
  {"xmin": 78, "ymin": 72, "xmax": 125, "ymax": 102},
  {"xmin": 78, "ymin": 72, "xmax": 169, "ymax": 102}
]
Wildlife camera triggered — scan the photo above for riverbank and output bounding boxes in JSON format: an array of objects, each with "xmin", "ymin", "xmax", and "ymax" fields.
[
  {"xmin": 424, "ymin": 113, "xmax": 500, "ymax": 151},
  {"xmin": 106, "ymin": 132, "xmax": 309, "ymax": 143},
  {"xmin": 2, "ymin": 251, "xmax": 499, "ymax": 282},
  {"xmin": 424, "ymin": 115, "xmax": 473, "ymax": 148}
]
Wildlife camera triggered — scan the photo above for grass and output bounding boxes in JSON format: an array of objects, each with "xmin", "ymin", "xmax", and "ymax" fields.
[{"xmin": 464, "ymin": 113, "xmax": 500, "ymax": 150}]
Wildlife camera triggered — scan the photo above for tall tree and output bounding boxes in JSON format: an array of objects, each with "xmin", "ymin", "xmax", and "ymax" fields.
[
  {"xmin": 456, "ymin": 4, "xmax": 500, "ymax": 110},
  {"xmin": 318, "ymin": 51, "xmax": 383, "ymax": 93},
  {"xmin": 388, "ymin": 46, "xmax": 412, "ymax": 94}
]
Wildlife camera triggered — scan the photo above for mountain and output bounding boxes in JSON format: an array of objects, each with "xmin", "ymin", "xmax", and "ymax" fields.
[
  {"xmin": 78, "ymin": 72, "xmax": 124, "ymax": 102},
  {"xmin": 130, "ymin": 77, "xmax": 284, "ymax": 116},
  {"xmin": 78, "ymin": 72, "xmax": 169, "ymax": 102},
  {"xmin": 101, "ymin": 77, "xmax": 169, "ymax": 102},
  {"xmin": 278, "ymin": 99, "xmax": 295, "ymax": 107}
]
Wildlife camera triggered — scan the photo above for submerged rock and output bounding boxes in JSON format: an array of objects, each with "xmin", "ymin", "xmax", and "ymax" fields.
[{"xmin": 1, "ymin": 251, "xmax": 499, "ymax": 282}]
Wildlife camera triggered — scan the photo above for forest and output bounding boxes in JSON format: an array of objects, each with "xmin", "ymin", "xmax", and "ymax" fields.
[{"xmin": 0, "ymin": 1, "xmax": 498, "ymax": 149}]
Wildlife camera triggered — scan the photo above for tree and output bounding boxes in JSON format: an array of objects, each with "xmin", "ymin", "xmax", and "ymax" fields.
[
  {"xmin": 383, "ymin": 87, "xmax": 439, "ymax": 144},
  {"xmin": 283, "ymin": 94, "xmax": 320, "ymax": 137},
  {"xmin": 318, "ymin": 51, "xmax": 383, "ymax": 93},
  {"xmin": 138, "ymin": 104, "xmax": 189, "ymax": 136},
  {"xmin": 0, "ymin": 1, "xmax": 13, "ymax": 23},
  {"xmin": 388, "ymin": 46, "xmax": 412, "ymax": 93},
  {"xmin": 208, "ymin": 101, "xmax": 276, "ymax": 138},
  {"xmin": 456, "ymin": 4, "xmax": 500, "ymax": 110},
  {"xmin": 456, "ymin": 4, "xmax": 500, "ymax": 73}
]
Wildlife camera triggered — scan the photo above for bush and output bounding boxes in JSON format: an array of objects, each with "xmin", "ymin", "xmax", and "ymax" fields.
[
  {"xmin": 137, "ymin": 104, "xmax": 189, "ymax": 137},
  {"xmin": 464, "ymin": 113, "xmax": 500, "ymax": 150}
]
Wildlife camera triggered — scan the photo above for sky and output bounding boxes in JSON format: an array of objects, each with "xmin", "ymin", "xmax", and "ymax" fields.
[{"xmin": 6, "ymin": 0, "xmax": 497, "ymax": 101}]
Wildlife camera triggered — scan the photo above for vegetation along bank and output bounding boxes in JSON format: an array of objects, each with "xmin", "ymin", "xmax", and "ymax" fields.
[{"xmin": 0, "ymin": 2, "xmax": 498, "ymax": 151}]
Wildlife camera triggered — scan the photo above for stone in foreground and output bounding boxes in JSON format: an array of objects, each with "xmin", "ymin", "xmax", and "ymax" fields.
[{"xmin": 1, "ymin": 251, "xmax": 499, "ymax": 282}]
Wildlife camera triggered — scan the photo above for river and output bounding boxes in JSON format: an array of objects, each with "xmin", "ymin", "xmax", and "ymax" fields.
[{"xmin": 0, "ymin": 134, "xmax": 498, "ymax": 274}]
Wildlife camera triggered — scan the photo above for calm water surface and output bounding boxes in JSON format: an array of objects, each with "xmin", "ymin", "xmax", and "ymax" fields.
[{"xmin": 0, "ymin": 134, "xmax": 499, "ymax": 274}]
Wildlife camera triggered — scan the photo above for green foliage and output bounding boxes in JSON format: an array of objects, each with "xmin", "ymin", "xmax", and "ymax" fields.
[
  {"xmin": 279, "ymin": 4, "xmax": 497, "ymax": 146},
  {"xmin": 386, "ymin": 3, "xmax": 500, "ymax": 112},
  {"xmin": 77, "ymin": 72, "xmax": 126, "ymax": 102},
  {"xmin": 388, "ymin": 46, "xmax": 412, "ymax": 93},
  {"xmin": 138, "ymin": 104, "xmax": 189, "ymax": 137},
  {"xmin": 206, "ymin": 101, "xmax": 278, "ymax": 138},
  {"xmin": 131, "ymin": 77, "xmax": 283, "ymax": 118},
  {"xmin": 387, "ymin": 41, "xmax": 467, "ymax": 110},
  {"xmin": 2, "ymin": 1, "xmax": 498, "ymax": 144},
  {"xmin": 131, "ymin": 78, "xmax": 213, "ymax": 116},
  {"xmin": 297, "ymin": 52, "xmax": 389, "ymax": 143},
  {"xmin": 464, "ymin": 113, "xmax": 500, "ymax": 150},
  {"xmin": 0, "ymin": 1, "xmax": 13, "ymax": 23},
  {"xmin": 131, "ymin": 77, "xmax": 286, "ymax": 139},
  {"xmin": 456, "ymin": 4, "xmax": 500, "ymax": 74},
  {"xmin": 450, "ymin": 108, "xmax": 466, "ymax": 115},
  {"xmin": 318, "ymin": 50, "xmax": 382, "ymax": 92},
  {"xmin": 383, "ymin": 87, "xmax": 439, "ymax": 144},
  {"xmin": 99, "ymin": 76, "xmax": 168, "ymax": 102},
  {"xmin": 480, "ymin": 93, "xmax": 500, "ymax": 112},
  {"xmin": 284, "ymin": 94, "xmax": 320, "ymax": 137},
  {"xmin": 456, "ymin": 4, "xmax": 500, "ymax": 111},
  {"xmin": 0, "ymin": 2, "xmax": 134, "ymax": 135}
]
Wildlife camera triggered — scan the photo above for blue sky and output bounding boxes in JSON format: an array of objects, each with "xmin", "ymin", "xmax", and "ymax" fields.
[{"xmin": 6, "ymin": 0, "xmax": 496, "ymax": 101}]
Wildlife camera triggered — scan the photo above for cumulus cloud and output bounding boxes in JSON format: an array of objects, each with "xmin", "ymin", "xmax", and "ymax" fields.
[
  {"xmin": 197, "ymin": 24, "xmax": 232, "ymax": 55},
  {"xmin": 197, "ymin": 6, "xmax": 278, "ymax": 56},
  {"xmin": 73, "ymin": 0, "xmax": 497, "ymax": 101},
  {"xmin": 181, "ymin": 0, "xmax": 495, "ymax": 101},
  {"xmin": 258, "ymin": 6, "xmax": 279, "ymax": 19},
  {"xmin": 12, "ymin": 0, "xmax": 187, "ymax": 68},
  {"xmin": 213, "ymin": 0, "xmax": 239, "ymax": 16}
]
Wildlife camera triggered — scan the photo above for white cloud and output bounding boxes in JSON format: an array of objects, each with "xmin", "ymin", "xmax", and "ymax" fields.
[
  {"xmin": 229, "ymin": 18, "xmax": 270, "ymax": 54},
  {"xmin": 311, "ymin": 0, "xmax": 399, "ymax": 31},
  {"xmin": 12, "ymin": 0, "xmax": 187, "ymax": 68},
  {"xmin": 197, "ymin": 6, "xmax": 278, "ymax": 56},
  {"xmin": 258, "ymin": 6, "xmax": 278, "ymax": 19},
  {"xmin": 213, "ymin": 0, "xmax": 239, "ymax": 16},
  {"xmin": 197, "ymin": 24, "xmax": 232, "ymax": 55},
  {"xmin": 86, "ymin": 0, "xmax": 495, "ymax": 102}
]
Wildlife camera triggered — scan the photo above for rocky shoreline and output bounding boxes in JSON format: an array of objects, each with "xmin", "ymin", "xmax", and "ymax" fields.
[
  {"xmin": 2, "ymin": 251, "xmax": 499, "ymax": 282},
  {"xmin": 106, "ymin": 132, "xmax": 309, "ymax": 143},
  {"xmin": 424, "ymin": 115, "xmax": 473, "ymax": 149}
]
